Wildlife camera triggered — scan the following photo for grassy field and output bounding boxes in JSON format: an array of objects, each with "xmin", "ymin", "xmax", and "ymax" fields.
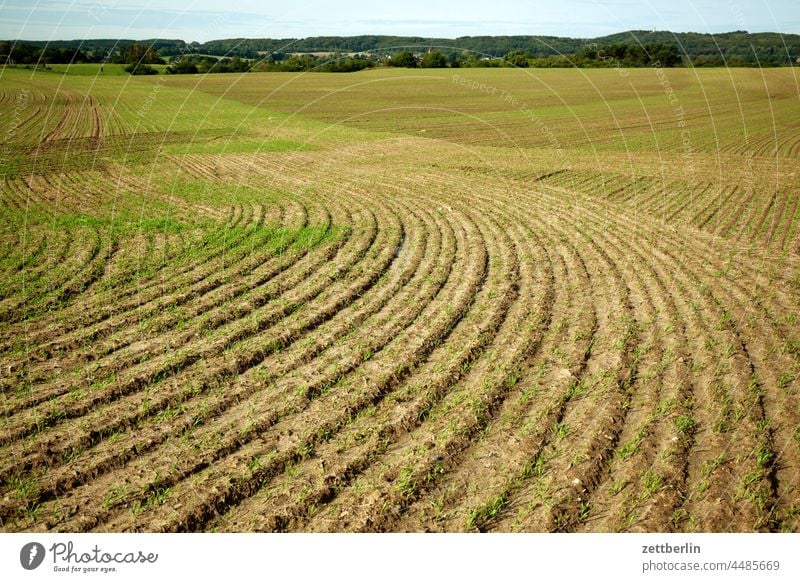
[
  {"xmin": 0, "ymin": 65, "xmax": 799, "ymax": 533},
  {"xmin": 5, "ymin": 63, "xmax": 169, "ymax": 76}
]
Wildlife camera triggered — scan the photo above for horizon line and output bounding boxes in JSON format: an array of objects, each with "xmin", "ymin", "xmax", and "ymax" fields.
[{"xmin": 4, "ymin": 29, "xmax": 798, "ymax": 44}]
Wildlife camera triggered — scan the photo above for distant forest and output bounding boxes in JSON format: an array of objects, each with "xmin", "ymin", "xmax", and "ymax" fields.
[
  {"xmin": 195, "ymin": 31, "xmax": 800, "ymax": 66},
  {"xmin": 2, "ymin": 30, "xmax": 799, "ymax": 71}
]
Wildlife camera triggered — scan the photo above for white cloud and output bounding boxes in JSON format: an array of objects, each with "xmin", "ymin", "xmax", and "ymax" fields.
[{"xmin": 1, "ymin": 0, "xmax": 797, "ymax": 41}]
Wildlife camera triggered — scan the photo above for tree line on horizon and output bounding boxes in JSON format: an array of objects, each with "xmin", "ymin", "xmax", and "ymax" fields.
[
  {"xmin": 2, "ymin": 30, "xmax": 798, "ymax": 74},
  {"xmin": 188, "ymin": 30, "xmax": 800, "ymax": 67}
]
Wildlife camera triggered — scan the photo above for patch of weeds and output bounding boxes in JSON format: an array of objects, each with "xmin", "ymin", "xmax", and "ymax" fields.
[
  {"xmin": 571, "ymin": 451, "xmax": 587, "ymax": 466},
  {"xmin": 777, "ymin": 369, "xmax": 796, "ymax": 392},
  {"xmin": 466, "ymin": 494, "xmax": 508, "ymax": 529},
  {"xmin": 527, "ymin": 453, "xmax": 547, "ymax": 478},
  {"xmin": 247, "ymin": 456, "xmax": 264, "ymax": 475},
  {"xmin": 641, "ymin": 470, "xmax": 663, "ymax": 497},
  {"xmin": 103, "ymin": 483, "xmax": 133, "ymax": 510},
  {"xmin": 782, "ymin": 339, "xmax": 800, "ymax": 357},
  {"xmin": 578, "ymin": 501, "xmax": 592, "ymax": 522},
  {"xmin": 617, "ymin": 439, "xmax": 639, "ymax": 461},
  {"xmin": 674, "ymin": 414, "xmax": 696, "ymax": 435},
  {"xmin": 691, "ymin": 360, "xmax": 706, "ymax": 375},
  {"xmin": 623, "ymin": 509, "xmax": 639, "ymax": 529},
  {"xmin": 284, "ymin": 463, "xmax": 299, "ymax": 479},
  {"xmin": 671, "ymin": 507, "xmax": 689, "ymax": 528},
  {"xmin": 394, "ymin": 467, "xmax": 417, "ymax": 499},
  {"xmin": 552, "ymin": 421, "xmax": 569, "ymax": 440},
  {"xmin": 62, "ymin": 445, "xmax": 85, "ymax": 464},
  {"xmin": 145, "ymin": 486, "xmax": 172, "ymax": 508},
  {"xmin": 608, "ymin": 480, "xmax": 626, "ymax": 495},
  {"xmin": 740, "ymin": 471, "xmax": 770, "ymax": 511},
  {"xmin": 432, "ymin": 496, "xmax": 446, "ymax": 519},
  {"xmin": 654, "ymin": 397, "xmax": 676, "ymax": 418},
  {"xmin": 131, "ymin": 500, "xmax": 146, "ymax": 516},
  {"xmin": 553, "ymin": 511, "xmax": 569, "ymax": 531},
  {"xmin": 155, "ymin": 404, "xmax": 184, "ymax": 423},
  {"xmin": 779, "ymin": 504, "xmax": 800, "ymax": 532},
  {"xmin": 298, "ymin": 442, "xmax": 315, "ymax": 461},
  {"xmin": 562, "ymin": 379, "xmax": 587, "ymax": 401},
  {"xmin": 617, "ymin": 426, "xmax": 649, "ymax": 461},
  {"xmin": 756, "ymin": 445, "xmax": 773, "ymax": 469},
  {"xmin": 718, "ymin": 310, "xmax": 734, "ymax": 330},
  {"xmin": 6, "ymin": 474, "xmax": 40, "ymax": 514},
  {"xmin": 696, "ymin": 453, "xmax": 725, "ymax": 495}
]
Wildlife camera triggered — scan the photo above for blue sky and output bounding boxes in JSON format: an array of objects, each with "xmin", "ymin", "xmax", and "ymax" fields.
[{"xmin": 1, "ymin": 0, "xmax": 798, "ymax": 42}]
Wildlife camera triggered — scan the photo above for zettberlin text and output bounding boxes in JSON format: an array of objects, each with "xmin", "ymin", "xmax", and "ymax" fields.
[{"xmin": 642, "ymin": 543, "xmax": 700, "ymax": 554}]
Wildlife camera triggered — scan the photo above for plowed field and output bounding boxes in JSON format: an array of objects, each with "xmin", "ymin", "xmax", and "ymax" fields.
[{"xmin": 1, "ymin": 66, "xmax": 799, "ymax": 532}]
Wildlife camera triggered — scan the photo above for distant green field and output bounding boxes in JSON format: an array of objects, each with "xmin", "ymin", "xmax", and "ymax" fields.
[
  {"xmin": 46, "ymin": 63, "xmax": 130, "ymax": 76},
  {"xmin": 46, "ymin": 63, "xmax": 169, "ymax": 75},
  {"xmin": 1, "ymin": 65, "xmax": 800, "ymax": 535},
  {"xmin": 154, "ymin": 67, "xmax": 800, "ymax": 155},
  {"xmin": 2, "ymin": 63, "xmax": 169, "ymax": 76}
]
